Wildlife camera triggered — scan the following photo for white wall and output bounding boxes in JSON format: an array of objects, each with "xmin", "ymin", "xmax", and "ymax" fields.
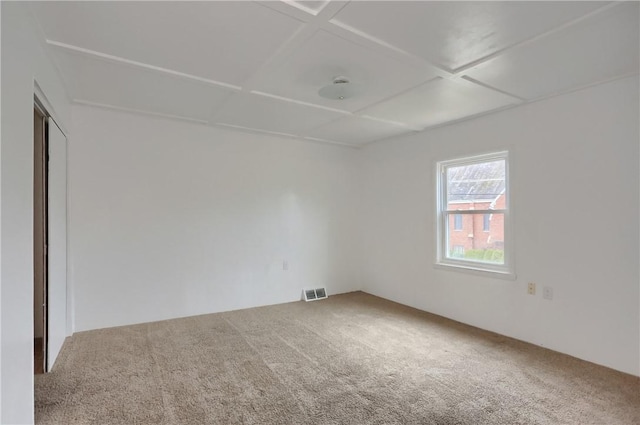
[
  {"xmin": 1, "ymin": 3, "xmax": 4, "ymax": 420},
  {"xmin": 0, "ymin": 4, "xmax": 3, "ymax": 419},
  {"xmin": 0, "ymin": 2, "xmax": 71, "ymax": 424},
  {"xmin": 360, "ymin": 76, "xmax": 640, "ymax": 376},
  {"xmin": 2, "ymin": 5, "xmax": 637, "ymax": 423},
  {"xmin": 69, "ymin": 105, "xmax": 361, "ymax": 331}
]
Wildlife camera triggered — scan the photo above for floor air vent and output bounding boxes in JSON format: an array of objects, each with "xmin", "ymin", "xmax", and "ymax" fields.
[{"xmin": 303, "ymin": 287, "xmax": 328, "ymax": 302}]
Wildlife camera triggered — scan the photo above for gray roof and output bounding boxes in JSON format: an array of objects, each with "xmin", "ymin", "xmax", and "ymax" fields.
[{"xmin": 447, "ymin": 160, "xmax": 505, "ymax": 203}]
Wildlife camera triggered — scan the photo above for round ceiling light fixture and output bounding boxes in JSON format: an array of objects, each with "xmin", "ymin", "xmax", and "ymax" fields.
[{"xmin": 318, "ymin": 76, "xmax": 358, "ymax": 100}]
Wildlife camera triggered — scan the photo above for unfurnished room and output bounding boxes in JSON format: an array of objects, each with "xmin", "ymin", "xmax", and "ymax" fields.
[{"xmin": 1, "ymin": 1, "xmax": 639, "ymax": 424}]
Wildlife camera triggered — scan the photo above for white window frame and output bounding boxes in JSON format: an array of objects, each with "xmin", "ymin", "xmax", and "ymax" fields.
[{"xmin": 436, "ymin": 151, "xmax": 514, "ymax": 278}]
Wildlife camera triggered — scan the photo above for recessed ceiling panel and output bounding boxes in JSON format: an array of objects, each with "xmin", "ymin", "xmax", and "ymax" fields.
[
  {"xmin": 53, "ymin": 49, "xmax": 235, "ymax": 122},
  {"xmin": 306, "ymin": 116, "xmax": 415, "ymax": 146},
  {"xmin": 252, "ymin": 30, "xmax": 436, "ymax": 112},
  {"xmin": 30, "ymin": 1, "xmax": 302, "ymax": 86},
  {"xmin": 332, "ymin": 1, "xmax": 608, "ymax": 70},
  {"xmin": 214, "ymin": 93, "xmax": 345, "ymax": 135},
  {"xmin": 464, "ymin": 3, "xmax": 640, "ymax": 100},
  {"xmin": 361, "ymin": 78, "xmax": 519, "ymax": 129}
]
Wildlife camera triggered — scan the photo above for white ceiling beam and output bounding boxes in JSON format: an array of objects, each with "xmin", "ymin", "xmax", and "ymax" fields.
[{"xmin": 46, "ymin": 40, "xmax": 242, "ymax": 91}]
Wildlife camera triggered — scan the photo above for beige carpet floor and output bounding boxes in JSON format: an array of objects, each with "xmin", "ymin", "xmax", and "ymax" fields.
[{"xmin": 36, "ymin": 291, "xmax": 639, "ymax": 424}]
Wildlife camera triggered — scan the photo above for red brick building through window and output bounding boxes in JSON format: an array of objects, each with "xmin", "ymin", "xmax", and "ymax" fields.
[
  {"xmin": 445, "ymin": 158, "xmax": 506, "ymax": 262},
  {"xmin": 448, "ymin": 192, "xmax": 505, "ymax": 254}
]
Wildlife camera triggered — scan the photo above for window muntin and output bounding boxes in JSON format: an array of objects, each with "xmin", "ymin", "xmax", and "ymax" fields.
[{"xmin": 437, "ymin": 152, "xmax": 511, "ymax": 275}]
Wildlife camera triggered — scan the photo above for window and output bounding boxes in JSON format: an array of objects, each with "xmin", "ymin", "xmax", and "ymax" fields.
[
  {"xmin": 454, "ymin": 214, "xmax": 463, "ymax": 230},
  {"xmin": 436, "ymin": 151, "xmax": 512, "ymax": 276},
  {"xmin": 451, "ymin": 245, "xmax": 465, "ymax": 258}
]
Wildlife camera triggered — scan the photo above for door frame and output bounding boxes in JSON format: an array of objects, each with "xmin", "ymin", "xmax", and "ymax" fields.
[
  {"xmin": 34, "ymin": 91, "xmax": 70, "ymax": 375},
  {"xmin": 33, "ymin": 100, "xmax": 49, "ymax": 373}
]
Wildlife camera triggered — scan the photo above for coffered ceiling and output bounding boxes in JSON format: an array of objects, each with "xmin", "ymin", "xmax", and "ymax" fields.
[{"xmin": 29, "ymin": 1, "xmax": 639, "ymax": 147}]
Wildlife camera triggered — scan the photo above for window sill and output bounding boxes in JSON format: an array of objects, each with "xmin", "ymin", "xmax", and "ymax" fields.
[{"xmin": 434, "ymin": 262, "xmax": 516, "ymax": 281}]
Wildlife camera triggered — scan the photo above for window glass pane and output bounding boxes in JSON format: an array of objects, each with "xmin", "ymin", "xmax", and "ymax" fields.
[
  {"xmin": 446, "ymin": 159, "xmax": 506, "ymax": 209},
  {"xmin": 447, "ymin": 213, "xmax": 505, "ymax": 264}
]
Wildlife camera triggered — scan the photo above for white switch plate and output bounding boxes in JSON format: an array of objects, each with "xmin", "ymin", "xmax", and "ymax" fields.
[{"xmin": 543, "ymin": 286, "xmax": 553, "ymax": 300}]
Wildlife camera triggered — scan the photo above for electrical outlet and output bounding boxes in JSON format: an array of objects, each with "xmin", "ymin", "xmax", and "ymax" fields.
[
  {"xmin": 283, "ymin": 261, "xmax": 288, "ymax": 271},
  {"xmin": 543, "ymin": 286, "xmax": 553, "ymax": 300},
  {"xmin": 527, "ymin": 282, "xmax": 536, "ymax": 295}
]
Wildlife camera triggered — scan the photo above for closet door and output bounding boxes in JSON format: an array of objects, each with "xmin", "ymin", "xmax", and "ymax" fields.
[{"xmin": 47, "ymin": 118, "xmax": 67, "ymax": 371}]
